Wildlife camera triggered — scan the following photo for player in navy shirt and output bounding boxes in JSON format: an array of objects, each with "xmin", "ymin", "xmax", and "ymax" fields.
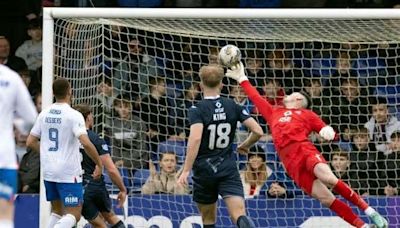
[
  {"xmin": 178, "ymin": 65, "xmax": 263, "ymax": 228},
  {"xmin": 75, "ymin": 104, "xmax": 127, "ymax": 228}
]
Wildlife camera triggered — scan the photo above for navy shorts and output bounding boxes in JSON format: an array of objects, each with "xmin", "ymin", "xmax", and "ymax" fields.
[
  {"xmin": 0, "ymin": 169, "xmax": 17, "ymax": 201},
  {"xmin": 44, "ymin": 181, "xmax": 83, "ymax": 207},
  {"xmin": 82, "ymin": 184, "xmax": 112, "ymax": 221},
  {"xmin": 192, "ymin": 157, "xmax": 244, "ymax": 204}
]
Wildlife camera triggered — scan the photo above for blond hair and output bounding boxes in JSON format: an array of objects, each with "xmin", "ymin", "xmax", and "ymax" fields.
[{"xmin": 199, "ymin": 64, "xmax": 224, "ymax": 89}]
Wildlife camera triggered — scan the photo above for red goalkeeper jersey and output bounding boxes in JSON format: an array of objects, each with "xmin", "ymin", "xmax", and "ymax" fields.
[{"xmin": 240, "ymin": 80, "xmax": 326, "ymax": 152}]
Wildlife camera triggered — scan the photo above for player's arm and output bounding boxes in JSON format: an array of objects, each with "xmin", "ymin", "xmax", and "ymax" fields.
[
  {"xmin": 178, "ymin": 123, "xmax": 203, "ymax": 185},
  {"xmin": 225, "ymin": 62, "xmax": 273, "ymax": 122},
  {"xmin": 26, "ymin": 134, "xmax": 40, "ymax": 152},
  {"xmin": 101, "ymin": 153, "xmax": 127, "ymax": 207},
  {"xmin": 238, "ymin": 118, "xmax": 264, "ymax": 154},
  {"xmin": 26, "ymin": 115, "xmax": 42, "ymax": 152},
  {"xmin": 307, "ymin": 110, "xmax": 337, "ymax": 141},
  {"xmin": 79, "ymin": 134, "xmax": 103, "ymax": 178}
]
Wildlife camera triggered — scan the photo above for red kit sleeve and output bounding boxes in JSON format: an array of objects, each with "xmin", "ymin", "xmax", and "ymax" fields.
[{"xmin": 240, "ymin": 80, "xmax": 273, "ymax": 123}]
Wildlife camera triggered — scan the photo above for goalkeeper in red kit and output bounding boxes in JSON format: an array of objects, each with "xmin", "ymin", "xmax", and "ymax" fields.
[{"xmin": 225, "ymin": 62, "xmax": 388, "ymax": 228}]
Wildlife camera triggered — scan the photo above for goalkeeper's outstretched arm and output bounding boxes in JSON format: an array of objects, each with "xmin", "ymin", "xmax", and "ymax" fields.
[{"xmin": 226, "ymin": 62, "xmax": 274, "ymax": 123}]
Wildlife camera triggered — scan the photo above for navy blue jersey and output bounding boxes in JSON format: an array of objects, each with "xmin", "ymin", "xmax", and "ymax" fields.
[
  {"xmin": 80, "ymin": 130, "xmax": 110, "ymax": 186},
  {"xmin": 188, "ymin": 97, "xmax": 250, "ymax": 161}
]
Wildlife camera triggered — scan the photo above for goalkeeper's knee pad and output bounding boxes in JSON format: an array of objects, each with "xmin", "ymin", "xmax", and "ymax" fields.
[{"xmin": 237, "ymin": 215, "xmax": 256, "ymax": 228}]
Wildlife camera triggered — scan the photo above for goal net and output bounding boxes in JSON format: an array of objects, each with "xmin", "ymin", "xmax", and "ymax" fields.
[{"xmin": 44, "ymin": 8, "xmax": 400, "ymax": 228}]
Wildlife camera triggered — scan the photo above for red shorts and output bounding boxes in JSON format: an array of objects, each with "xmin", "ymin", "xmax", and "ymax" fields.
[{"xmin": 279, "ymin": 142, "xmax": 327, "ymax": 195}]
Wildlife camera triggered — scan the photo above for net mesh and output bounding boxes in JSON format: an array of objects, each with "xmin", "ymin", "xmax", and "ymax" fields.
[{"xmin": 51, "ymin": 17, "xmax": 400, "ymax": 227}]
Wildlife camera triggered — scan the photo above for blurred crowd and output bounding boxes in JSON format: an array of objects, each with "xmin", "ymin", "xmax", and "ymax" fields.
[{"xmin": 2, "ymin": 1, "xmax": 399, "ymax": 199}]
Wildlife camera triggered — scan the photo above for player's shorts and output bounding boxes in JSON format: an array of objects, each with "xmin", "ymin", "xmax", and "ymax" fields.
[
  {"xmin": 82, "ymin": 184, "xmax": 112, "ymax": 221},
  {"xmin": 192, "ymin": 157, "xmax": 244, "ymax": 204},
  {"xmin": 44, "ymin": 181, "xmax": 83, "ymax": 207},
  {"xmin": 280, "ymin": 142, "xmax": 327, "ymax": 195},
  {"xmin": 0, "ymin": 169, "xmax": 17, "ymax": 201}
]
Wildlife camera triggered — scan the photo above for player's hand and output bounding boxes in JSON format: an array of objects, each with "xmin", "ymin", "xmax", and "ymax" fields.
[
  {"xmin": 117, "ymin": 190, "xmax": 127, "ymax": 208},
  {"xmin": 177, "ymin": 170, "xmax": 190, "ymax": 186},
  {"xmin": 225, "ymin": 62, "xmax": 248, "ymax": 83},
  {"xmin": 92, "ymin": 165, "xmax": 103, "ymax": 180},
  {"xmin": 319, "ymin": 126, "xmax": 336, "ymax": 141},
  {"xmin": 237, "ymin": 144, "xmax": 249, "ymax": 155}
]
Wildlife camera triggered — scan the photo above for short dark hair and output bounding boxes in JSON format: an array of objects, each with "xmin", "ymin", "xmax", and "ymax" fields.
[
  {"xmin": 113, "ymin": 94, "xmax": 131, "ymax": 107},
  {"xmin": 264, "ymin": 78, "xmax": 281, "ymax": 86},
  {"xmin": 52, "ymin": 78, "xmax": 70, "ymax": 100},
  {"xmin": 28, "ymin": 19, "xmax": 41, "ymax": 30},
  {"xmin": 331, "ymin": 149, "xmax": 349, "ymax": 160},
  {"xmin": 248, "ymin": 145, "xmax": 266, "ymax": 162},
  {"xmin": 199, "ymin": 64, "xmax": 224, "ymax": 89},
  {"xmin": 74, "ymin": 103, "xmax": 91, "ymax": 121},
  {"xmin": 391, "ymin": 131, "xmax": 400, "ymax": 140},
  {"xmin": 370, "ymin": 96, "xmax": 388, "ymax": 106}
]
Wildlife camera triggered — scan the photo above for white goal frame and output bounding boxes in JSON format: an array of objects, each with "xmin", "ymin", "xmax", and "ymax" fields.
[{"xmin": 41, "ymin": 8, "xmax": 400, "ymax": 228}]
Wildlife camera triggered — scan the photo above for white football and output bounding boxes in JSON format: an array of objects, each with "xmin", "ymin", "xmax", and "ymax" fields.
[{"xmin": 218, "ymin": 44, "xmax": 241, "ymax": 67}]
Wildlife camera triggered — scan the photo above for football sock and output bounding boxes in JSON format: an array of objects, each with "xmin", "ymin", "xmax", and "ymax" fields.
[
  {"xmin": 47, "ymin": 213, "xmax": 62, "ymax": 228},
  {"xmin": 203, "ymin": 224, "xmax": 216, "ymax": 228},
  {"xmin": 111, "ymin": 220, "xmax": 126, "ymax": 228},
  {"xmin": 0, "ymin": 220, "xmax": 13, "ymax": 228},
  {"xmin": 54, "ymin": 214, "xmax": 76, "ymax": 228},
  {"xmin": 333, "ymin": 180, "xmax": 369, "ymax": 211},
  {"xmin": 237, "ymin": 215, "xmax": 256, "ymax": 228},
  {"xmin": 330, "ymin": 198, "xmax": 365, "ymax": 228}
]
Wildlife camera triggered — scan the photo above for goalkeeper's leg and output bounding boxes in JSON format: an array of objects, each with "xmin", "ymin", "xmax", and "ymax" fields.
[
  {"xmin": 224, "ymin": 196, "xmax": 256, "ymax": 228},
  {"xmin": 311, "ymin": 179, "xmax": 367, "ymax": 228},
  {"xmin": 314, "ymin": 163, "xmax": 388, "ymax": 228}
]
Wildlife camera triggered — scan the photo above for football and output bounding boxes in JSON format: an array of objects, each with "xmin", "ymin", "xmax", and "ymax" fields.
[{"xmin": 218, "ymin": 44, "xmax": 241, "ymax": 68}]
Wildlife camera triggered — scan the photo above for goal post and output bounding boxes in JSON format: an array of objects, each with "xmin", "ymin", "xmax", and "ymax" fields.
[{"xmin": 42, "ymin": 8, "xmax": 400, "ymax": 228}]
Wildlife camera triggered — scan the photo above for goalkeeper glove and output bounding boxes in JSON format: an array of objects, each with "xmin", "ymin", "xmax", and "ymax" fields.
[
  {"xmin": 319, "ymin": 126, "xmax": 336, "ymax": 141},
  {"xmin": 225, "ymin": 62, "xmax": 248, "ymax": 84}
]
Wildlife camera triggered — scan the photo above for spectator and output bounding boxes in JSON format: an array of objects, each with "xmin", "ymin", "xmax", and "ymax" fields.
[
  {"xmin": 245, "ymin": 50, "xmax": 266, "ymax": 88},
  {"xmin": 240, "ymin": 147, "xmax": 269, "ymax": 198},
  {"xmin": 34, "ymin": 92, "xmax": 42, "ymax": 113},
  {"xmin": 330, "ymin": 149, "xmax": 356, "ymax": 189},
  {"xmin": 16, "ymin": 61, "xmax": 40, "ymax": 97},
  {"xmin": 104, "ymin": 25, "xmax": 129, "ymax": 63},
  {"xmin": 303, "ymin": 78, "xmax": 336, "ymax": 123},
  {"xmin": 364, "ymin": 97, "xmax": 400, "ymax": 154},
  {"xmin": 329, "ymin": 51, "xmax": 355, "ymax": 87},
  {"xmin": 15, "ymin": 19, "xmax": 42, "ymax": 73},
  {"xmin": 113, "ymin": 36, "xmax": 158, "ymax": 100},
  {"xmin": 331, "ymin": 78, "xmax": 369, "ymax": 141},
  {"xmin": 141, "ymin": 152, "xmax": 190, "ymax": 194},
  {"xmin": 229, "ymin": 84, "xmax": 255, "ymax": 143},
  {"xmin": 17, "ymin": 90, "xmax": 42, "ymax": 193},
  {"xmin": 349, "ymin": 127, "xmax": 383, "ymax": 195},
  {"xmin": 266, "ymin": 49, "xmax": 303, "ymax": 93},
  {"xmin": 174, "ymin": 82, "xmax": 200, "ymax": 138},
  {"xmin": 17, "ymin": 141, "xmax": 40, "ymax": 193},
  {"xmin": 377, "ymin": 131, "xmax": 400, "ymax": 196},
  {"xmin": 0, "ymin": 36, "xmax": 26, "ymax": 71},
  {"xmin": 141, "ymin": 77, "xmax": 173, "ymax": 152},
  {"xmin": 94, "ymin": 77, "xmax": 116, "ymax": 133},
  {"xmin": 106, "ymin": 94, "xmax": 148, "ymax": 171},
  {"xmin": 261, "ymin": 78, "xmax": 285, "ymax": 107}
]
